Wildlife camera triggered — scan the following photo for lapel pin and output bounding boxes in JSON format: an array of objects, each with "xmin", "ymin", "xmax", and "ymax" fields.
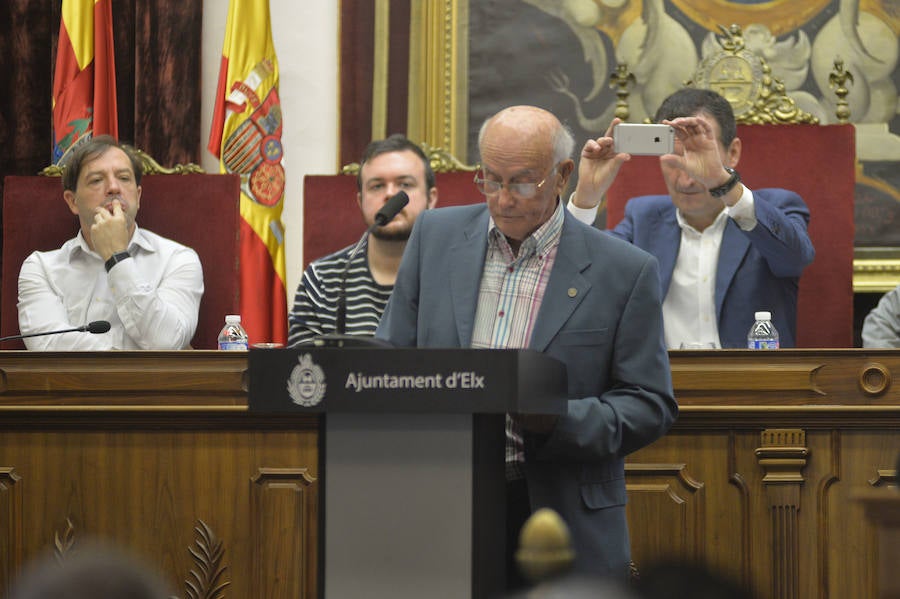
[{"xmin": 567, "ymin": 287, "xmax": 577, "ymax": 298}]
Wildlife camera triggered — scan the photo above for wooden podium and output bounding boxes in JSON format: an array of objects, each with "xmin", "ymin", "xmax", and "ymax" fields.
[{"xmin": 248, "ymin": 347, "xmax": 568, "ymax": 599}]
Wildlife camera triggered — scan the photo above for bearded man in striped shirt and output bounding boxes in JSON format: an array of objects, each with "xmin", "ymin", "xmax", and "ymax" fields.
[{"xmin": 288, "ymin": 135, "xmax": 438, "ymax": 347}]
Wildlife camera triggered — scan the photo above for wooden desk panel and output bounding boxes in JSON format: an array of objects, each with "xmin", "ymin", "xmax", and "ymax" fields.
[
  {"xmin": 2, "ymin": 350, "xmax": 899, "ymax": 598},
  {"xmin": 627, "ymin": 350, "xmax": 900, "ymax": 599},
  {"xmin": 857, "ymin": 490, "xmax": 900, "ymax": 599},
  {"xmin": 0, "ymin": 352, "xmax": 319, "ymax": 599}
]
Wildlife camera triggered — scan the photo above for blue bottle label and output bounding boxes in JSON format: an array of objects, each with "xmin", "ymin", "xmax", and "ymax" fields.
[
  {"xmin": 219, "ymin": 341, "xmax": 248, "ymax": 351},
  {"xmin": 748, "ymin": 339, "xmax": 779, "ymax": 350}
]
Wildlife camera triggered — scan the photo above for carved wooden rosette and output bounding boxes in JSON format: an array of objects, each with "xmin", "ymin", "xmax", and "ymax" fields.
[{"xmin": 859, "ymin": 362, "xmax": 892, "ymax": 397}]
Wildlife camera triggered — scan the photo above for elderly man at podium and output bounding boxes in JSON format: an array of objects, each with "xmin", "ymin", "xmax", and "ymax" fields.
[{"xmin": 376, "ymin": 105, "xmax": 677, "ymax": 588}]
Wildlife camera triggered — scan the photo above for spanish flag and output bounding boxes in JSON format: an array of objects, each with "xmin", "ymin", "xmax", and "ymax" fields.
[
  {"xmin": 208, "ymin": 0, "xmax": 287, "ymax": 345},
  {"xmin": 52, "ymin": 0, "xmax": 118, "ymax": 164}
]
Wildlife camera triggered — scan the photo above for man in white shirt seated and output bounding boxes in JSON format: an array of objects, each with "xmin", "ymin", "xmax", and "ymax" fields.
[
  {"xmin": 861, "ymin": 283, "xmax": 900, "ymax": 348},
  {"xmin": 17, "ymin": 136, "xmax": 203, "ymax": 350}
]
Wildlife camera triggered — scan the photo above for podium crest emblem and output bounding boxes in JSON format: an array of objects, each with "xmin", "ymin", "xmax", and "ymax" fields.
[{"xmin": 287, "ymin": 354, "xmax": 326, "ymax": 407}]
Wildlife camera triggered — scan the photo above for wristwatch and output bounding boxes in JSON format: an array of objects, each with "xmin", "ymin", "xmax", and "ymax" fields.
[
  {"xmin": 104, "ymin": 251, "xmax": 132, "ymax": 273},
  {"xmin": 708, "ymin": 167, "xmax": 741, "ymax": 198}
]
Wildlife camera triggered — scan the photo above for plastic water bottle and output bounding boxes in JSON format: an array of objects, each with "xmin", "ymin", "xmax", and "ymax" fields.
[
  {"xmin": 218, "ymin": 314, "xmax": 249, "ymax": 350},
  {"xmin": 747, "ymin": 311, "xmax": 779, "ymax": 349}
]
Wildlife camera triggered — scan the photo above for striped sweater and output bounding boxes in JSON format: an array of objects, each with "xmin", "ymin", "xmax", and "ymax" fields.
[{"xmin": 288, "ymin": 238, "xmax": 392, "ymax": 347}]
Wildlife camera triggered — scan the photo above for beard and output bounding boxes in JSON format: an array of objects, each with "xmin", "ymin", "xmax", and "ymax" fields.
[{"xmin": 370, "ymin": 223, "xmax": 412, "ymax": 242}]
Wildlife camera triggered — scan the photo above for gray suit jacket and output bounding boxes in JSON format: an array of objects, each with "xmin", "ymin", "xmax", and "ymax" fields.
[{"xmin": 376, "ymin": 203, "xmax": 677, "ymax": 577}]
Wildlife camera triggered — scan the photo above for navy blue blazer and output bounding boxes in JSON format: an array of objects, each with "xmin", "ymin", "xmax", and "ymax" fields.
[
  {"xmin": 377, "ymin": 203, "xmax": 677, "ymax": 577},
  {"xmin": 610, "ymin": 189, "xmax": 815, "ymax": 348}
]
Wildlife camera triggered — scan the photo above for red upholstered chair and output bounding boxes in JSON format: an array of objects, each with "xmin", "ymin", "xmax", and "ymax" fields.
[
  {"xmin": 1, "ymin": 173, "xmax": 241, "ymax": 349},
  {"xmin": 302, "ymin": 170, "xmax": 485, "ymax": 267},
  {"xmin": 605, "ymin": 123, "xmax": 856, "ymax": 348}
]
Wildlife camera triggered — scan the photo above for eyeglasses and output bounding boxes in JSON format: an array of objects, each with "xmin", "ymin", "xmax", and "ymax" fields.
[{"xmin": 473, "ymin": 164, "xmax": 559, "ymax": 199}]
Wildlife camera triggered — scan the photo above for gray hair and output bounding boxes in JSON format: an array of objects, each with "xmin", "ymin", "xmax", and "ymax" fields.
[{"xmin": 552, "ymin": 122, "xmax": 575, "ymax": 164}]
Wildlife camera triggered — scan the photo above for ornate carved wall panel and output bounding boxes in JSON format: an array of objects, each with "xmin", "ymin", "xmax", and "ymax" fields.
[
  {"xmin": 626, "ymin": 350, "xmax": 900, "ymax": 599},
  {"xmin": 0, "ymin": 468, "xmax": 22, "ymax": 595},
  {"xmin": 251, "ymin": 468, "xmax": 318, "ymax": 598},
  {"xmin": 0, "ymin": 352, "xmax": 318, "ymax": 599},
  {"xmin": 625, "ymin": 462, "xmax": 705, "ymax": 564}
]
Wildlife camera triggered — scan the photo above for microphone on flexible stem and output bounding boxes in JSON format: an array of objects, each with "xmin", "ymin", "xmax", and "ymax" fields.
[
  {"xmin": 0, "ymin": 320, "xmax": 112, "ymax": 343},
  {"xmin": 307, "ymin": 190, "xmax": 409, "ymax": 348}
]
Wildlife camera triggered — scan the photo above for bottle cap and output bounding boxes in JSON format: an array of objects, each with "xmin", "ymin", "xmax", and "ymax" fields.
[
  {"xmin": 225, "ymin": 314, "xmax": 242, "ymax": 324},
  {"xmin": 754, "ymin": 311, "xmax": 771, "ymax": 320}
]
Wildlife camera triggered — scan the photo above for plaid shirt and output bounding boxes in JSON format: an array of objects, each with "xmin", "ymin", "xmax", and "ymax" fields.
[{"xmin": 470, "ymin": 201, "xmax": 564, "ymax": 480}]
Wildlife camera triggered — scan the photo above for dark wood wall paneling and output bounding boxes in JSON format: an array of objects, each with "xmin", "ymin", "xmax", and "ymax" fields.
[
  {"xmin": 339, "ymin": 1, "xmax": 375, "ymax": 166},
  {"xmin": 339, "ymin": 0, "xmax": 411, "ymax": 167},
  {"xmin": 385, "ymin": 0, "xmax": 410, "ymax": 140}
]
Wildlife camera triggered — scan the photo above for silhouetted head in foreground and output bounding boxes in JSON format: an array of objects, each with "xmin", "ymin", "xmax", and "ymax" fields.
[
  {"xmin": 634, "ymin": 559, "xmax": 756, "ymax": 599},
  {"xmin": 8, "ymin": 543, "xmax": 171, "ymax": 599}
]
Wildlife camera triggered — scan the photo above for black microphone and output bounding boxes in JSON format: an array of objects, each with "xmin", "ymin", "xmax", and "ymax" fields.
[
  {"xmin": 86, "ymin": 320, "xmax": 112, "ymax": 334},
  {"xmin": 0, "ymin": 320, "xmax": 112, "ymax": 343},
  {"xmin": 306, "ymin": 191, "xmax": 409, "ymax": 347},
  {"xmin": 373, "ymin": 190, "xmax": 410, "ymax": 226}
]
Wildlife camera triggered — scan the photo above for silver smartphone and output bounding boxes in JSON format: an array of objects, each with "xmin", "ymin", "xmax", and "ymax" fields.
[{"xmin": 613, "ymin": 123, "xmax": 675, "ymax": 155}]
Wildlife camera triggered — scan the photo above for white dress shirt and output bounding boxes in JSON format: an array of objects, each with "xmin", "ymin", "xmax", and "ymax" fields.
[
  {"xmin": 665, "ymin": 186, "xmax": 756, "ymax": 349},
  {"xmin": 17, "ymin": 225, "xmax": 203, "ymax": 350},
  {"xmin": 567, "ymin": 185, "xmax": 757, "ymax": 349},
  {"xmin": 664, "ymin": 210, "xmax": 727, "ymax": 348}
]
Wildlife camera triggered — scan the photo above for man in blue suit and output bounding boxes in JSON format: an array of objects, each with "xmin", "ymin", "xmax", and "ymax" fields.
[
  {"xmin": 376, "ymin": 105, "xmax": 677, "ymax": 588},
  {"xmin": 567, "ymin": 89, "xmax": 815, "ymax": 348}
]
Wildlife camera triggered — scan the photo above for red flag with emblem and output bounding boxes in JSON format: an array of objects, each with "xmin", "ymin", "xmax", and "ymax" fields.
[{"xmin": 52, "ymin": 0, "xmax": 118, "ymax": 163}]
